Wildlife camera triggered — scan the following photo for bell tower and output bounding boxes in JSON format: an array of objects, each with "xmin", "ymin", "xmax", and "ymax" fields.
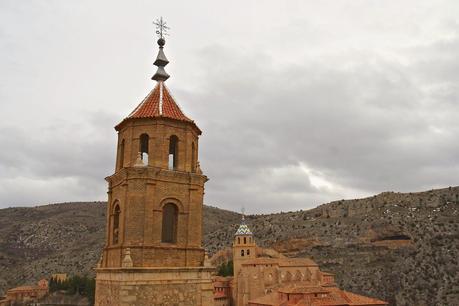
[
  {"xmin": 95, "ymin": 18, "xmax": 214, "ymax": 306},
  {"xmin": 232, "ymin": 215, "xmax": 257, "ymax": 306},
  {"xmin": 232, "ymin": 215, "xmax": 257, "ymax": 278}
]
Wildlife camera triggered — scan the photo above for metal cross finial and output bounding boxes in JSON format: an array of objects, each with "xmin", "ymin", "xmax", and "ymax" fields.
[
  {"xmin": 241, "ymin": 206, "xmax": 246, "ymax": 221},
  {"xmin": 153, "ymin": 17, "xmax": 170, "ymax": 39}
]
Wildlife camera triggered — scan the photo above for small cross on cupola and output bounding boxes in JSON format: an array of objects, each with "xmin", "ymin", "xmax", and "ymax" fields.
[{"xmin": 152, "ymin": 17, "xmax": 170, "ymax": 82}]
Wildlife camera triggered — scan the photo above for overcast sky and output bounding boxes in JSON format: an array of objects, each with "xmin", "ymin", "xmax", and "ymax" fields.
[{"xmin": 0, "ymin": 0, "xmax": 458, "ymax": 213}]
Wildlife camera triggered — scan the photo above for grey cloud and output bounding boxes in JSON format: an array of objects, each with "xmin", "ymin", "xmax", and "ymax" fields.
[
  {"xmin": 1, "ymin": 1, "xmax": 458, "ymax": 213},
  {"xmin": 0, "ymin": 111, "xmax": 117, "ymax": 207},
  {"xmin": 182, "ymin": 35, "xmax": 459, "ymax": 212}
]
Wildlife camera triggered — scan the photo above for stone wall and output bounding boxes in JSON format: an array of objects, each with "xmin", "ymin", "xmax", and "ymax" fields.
[
  {"xmin": 214, "ymin": 298, "xmax": 230, "ymax": 306},
  {"xmin": 95, "ymin": 267, "xmax": 214, "ymax": 306},
  {"xmin": 234, "ymin": 263, "xmax": 322, "ymax": 306}
]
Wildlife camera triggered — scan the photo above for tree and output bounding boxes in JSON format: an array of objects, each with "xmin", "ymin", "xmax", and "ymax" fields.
[
  {"xmin": 217, "ymin": 260, "xmax": 234, "ymax": 277},
  {"xmin": 47, "ymin": 274, "xmax": 96, "ymax": 306}
]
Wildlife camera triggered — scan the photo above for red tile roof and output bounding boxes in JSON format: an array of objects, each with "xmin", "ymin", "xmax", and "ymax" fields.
[
  {"xmin": 248, "ymin": 284, "xmax": 388, "ymax": 306},
  {"xmin": 115, "ymin": 82, "xmax": 200, "ymax": 132},
  {"xmin": 248, "ymin": 292, "xmax": 283, "ymax": 306},
  {"xmin": 214, "ymin": 291, "xmax": 229, "ymax": 299},
  {"xmin": 278, "ymin": 258, "xmax": 318, "ymax": 267},
  {"xmin": 7, "ymin": 286, "xmax": 46, "ymax": 293},
  {"xmin": 338, "ymin": 290, "xmax": 388, "ymax": 305}
]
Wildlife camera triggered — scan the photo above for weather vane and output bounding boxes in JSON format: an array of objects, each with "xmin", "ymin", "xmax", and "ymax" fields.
[{"xmin": 153, "ymin": 16, "xmax": 170, "ymax": 39}]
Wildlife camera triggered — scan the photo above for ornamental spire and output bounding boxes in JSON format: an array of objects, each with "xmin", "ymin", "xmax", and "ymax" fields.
[
  {"xmin": 235, "ymin": 207, "xmax": 253, "ymax": 236},
  {"xmin": 152, "ymin": 17, "xmax": 170, "ymax": 82}
]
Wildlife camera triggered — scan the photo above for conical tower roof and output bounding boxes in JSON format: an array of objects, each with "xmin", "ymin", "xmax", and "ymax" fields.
[
  {"xmin": 115, "ymin": 34, "xmax": 200, "ymax": 133},
  {"xmin": 235, "ymin": 215, "xmax": 253, "ymax": 236}
]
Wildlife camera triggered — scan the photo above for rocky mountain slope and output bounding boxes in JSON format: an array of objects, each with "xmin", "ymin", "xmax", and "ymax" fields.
[{"xmin": 0, "ymin": 186, "xmax": 458, "ymax": 306}]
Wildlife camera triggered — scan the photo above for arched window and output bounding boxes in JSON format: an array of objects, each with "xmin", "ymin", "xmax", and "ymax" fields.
[
  {"xmin": 161, "ymin": 203, "xmax": 178, "ymax": 243},
  {"xmin": 140, "ymin": 134, "xmax": 149, "ymax": 162},
  {"xmin": 118, "ymin": 139, "xmax": 125, "ymax": 169},
  {"xmin": 112, "ymin": 204, "xmax": 120, "ymax": 244},
  {"xmin": 238, "ymin": 237, "xmax": 240, "ymax": 244},
  {"xmin": 247, "ymin": 249, "xmax": 250, "ymax": 256},
  {"xmin": 168, "ymin": 135, "xmax": 178, "ymax": 170},
  {"xmin": 244, "ymin": 237, "xmax": 247, "ymax": 244},
  {"xmin": 191, "ymin": 142, "xmax": 196, "ymax": 173},
  {"xmin": 241, "ymin": 250, "xmax": 244, "ymax": 257}
]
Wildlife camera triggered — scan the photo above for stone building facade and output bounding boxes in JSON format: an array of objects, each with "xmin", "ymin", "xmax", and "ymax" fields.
[
  {"xmin": 214, "ymin": 218, "xmax": 388, "ymax": 306},
  {"xmin": 214, "ymin": 276, "xmax": 232, "ymax": 306},
  {"xmin": 4, "ymin": 279, "xmax": 48, "ymax": 306},
  {"xmin": 94, "ymin": 36, "xmax": 214, "ymax": 306}
]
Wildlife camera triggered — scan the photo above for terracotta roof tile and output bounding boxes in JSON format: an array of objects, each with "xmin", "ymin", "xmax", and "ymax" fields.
[
  {"xmin": 339, "ymin": 290, "xmax": 388, "ymax": 305},
  {"xmin": 310, "ymin": 296, "xmax": 348, "ymax": 305},
  {"xmin": 7, "ymin": 286, "xmax": 44, "ymax": 292},
  {"xmin": 116, "ymin": 82, "xmax": 200, "ymax": 132},
  {"xmin": 128, "ymin": 82, "xmax": 191, "ymax": 121},
  {"xmin": 214, "ymin": 291, "xmax": 228, "ymax": 299},
  {"xmin": 257, "ymin": 283, "xmax": 388, "ymax": 306},
  {"xmin": 127, "ymin": 83, "xmax": 161, "ymax": 118},
  {"xmin": 161, "ymin": 83, "xmax": 192, "ymax": 121},
  {"xmin": 248, "ymin": 292, "xmax": 283, "ymax": 306}
]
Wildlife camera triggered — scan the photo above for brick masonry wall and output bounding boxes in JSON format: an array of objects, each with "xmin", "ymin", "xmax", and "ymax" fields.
[
  {"xmin": 101, "ymin": 117, "xmax": 207, "ymax": 268},
  {"xmin": 96, "ymin": 114, "xmax": 212, "ymax": 304},
  {"xmin": 95, "ymin": 267, "xmax": 214, "ymax": 306}
]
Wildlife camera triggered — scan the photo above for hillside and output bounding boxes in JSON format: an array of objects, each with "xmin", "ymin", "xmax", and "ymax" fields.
[{"xmin": 0, "ymin": 186, "xmax": 458, "ymax": 305}]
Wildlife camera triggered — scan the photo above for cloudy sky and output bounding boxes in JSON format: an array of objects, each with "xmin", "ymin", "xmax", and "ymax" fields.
[{"xmin": 0, "ymin": 1, "xmax": 458, "ymax": 213}]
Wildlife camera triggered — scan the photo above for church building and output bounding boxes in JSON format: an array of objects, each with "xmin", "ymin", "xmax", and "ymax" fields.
[{"xmin": 213, "ymin": 217, "xmax": 388, "ymax": 306}]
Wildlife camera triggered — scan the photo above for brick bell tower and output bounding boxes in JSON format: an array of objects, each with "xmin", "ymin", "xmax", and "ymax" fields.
[
  {"xmin": 232, "ymin": 215, "xmax": 256, "ymax": 280},
  {"xmin": 232, "ymin": 215, "xmax": 256, "ymax": 306},
  {"xmin": 95, "ymin": 18, "xmax": 214, "ymax": 306}
]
